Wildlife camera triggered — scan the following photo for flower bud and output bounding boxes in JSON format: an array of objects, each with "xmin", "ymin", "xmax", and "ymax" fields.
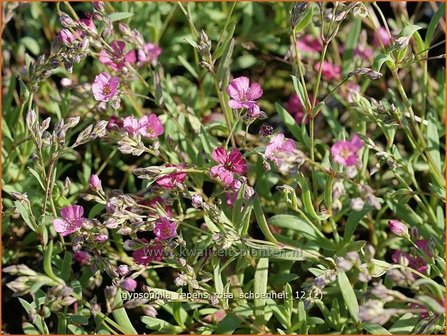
[
  {"xmin": 120, "ymin": 277, "xmax": 137, "ymax": 292},
  {"xmin": 388, "ymin": 220, "xmax": 409, "ymax": 237},
  {"xmin": 60, "ymin": 13, "xmax": 75, "ymax": 28},
  {"xmin": 89, "ymin": 174, "xmax": 102, "ymax": 190}
]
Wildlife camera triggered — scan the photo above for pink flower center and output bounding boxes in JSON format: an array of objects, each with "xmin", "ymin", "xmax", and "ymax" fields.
[
  {"xmin": 102, "ymin": 84, "xmax": 112, "ymax": 96},
  {"xmin": 340, "ymin": 147, "xmax": 351, "ymax": 159}
]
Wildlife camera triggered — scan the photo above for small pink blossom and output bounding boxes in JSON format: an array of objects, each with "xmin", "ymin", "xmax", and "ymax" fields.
[
  {"xmin": 388, "ymin": 220, "xmax": 409, "ymax": 237},
  {"xmin": 122, "ymin": 114, "xmax": 164, "ymax": 138},
  {"xmin": 210, "ymin": 147, "xmax": 247, "ymax": 185},
  {"xmin": 373, "ymin": 27, "xmax": 392, "ymax": 48},
  {"xmin": 314, "ymin": 61, "xmax": 341, "ymax": 80},
  {"xmin": 107, "ymin": 115, "xmax": 123, "ymax": 130},
  {"xmin": 120, "ymin": 277, "xmax": 137, "ymax": 292},
  {"xmin": 89, "ymin": 174, "xmax": 102, "ymax": 190},
  {"xmin": 99, "ymin": 40, "xmax": 136, "ymax": 71},
  {"xmin": 58, "ymin": 29, "xmax": 76, "ymax": 46},
  {"xmin": 138, "ymin": 43, "xmax": 162, "ymax": 65},
  {"xmin": 296, "ymin": 35, "xmax": 322, "ymax": 53},
  {"xmin": 95, "ymin": 233, "xmax": 108, "ymax": 243},
  {"xmin": 354, "ymin": 45, "xmax": 373, "ymax": 60},
  {"xmin": 265, "ymin": 134, "xmax": 296, "ymax": 164},
  {"xmin": 117, "ymin": 265, "xmax": 129, "ymax": 276},
  {"xmin": 79, "ymin": 13, "xmax": 97, "ymax": 34},
  {"xmin": 225, "ymin": 180, "xmax": 242, "ymax": 207},
  {"xmin": 138, "ymin": 114, "xmax": 164, "ymax": 138},
  {"xmin": 191, "ymin": 194, "xmax": 203, "ymax": 208},
  {"xmin": 132, "ymin": 240, "xmax": 164, "ymax": 265},
  {"xmin": 53, "ymin": 205, "xmax": 84, "ymax": 236},
  {"xmin": 74, "ymin": 250, "xmax": 91, "ymax": 265},
  {"xmin": 92, "ymin": 72, "xmax": 119, "ymax": 102},
  {"xmin": 153, "ymin": 217, "xmax": 176, "ymax": 240},
  {"xmin": 346, "ymin": 82, "xmax": 360, "ymax": 103},
  {"xmin": 156, "ymin": 164, "xmax": 187, "ymax": 190},
  {"xmin": 331, "ymin": 134, "xmax": 363, "ymax": 167},
  {"xmin": 285, "ymin": 94, "xmax": 310, "ymax": 124},
  {"xmin": 392, "ymin": 240, "xmax": 431, "ymax": 275},
  {"xmin": 226, "ymin": 76, "xmax": 263, "ymax": 110}
]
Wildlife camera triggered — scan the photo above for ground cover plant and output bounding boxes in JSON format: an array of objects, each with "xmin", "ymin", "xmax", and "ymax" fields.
[{"xmin": 2, "ymin": 1, "xmax": 446, "ymax": 334}]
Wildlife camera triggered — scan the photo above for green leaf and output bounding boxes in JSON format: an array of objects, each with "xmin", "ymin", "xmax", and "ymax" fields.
[
  {"xmin": 416, "ymin": 295, "xmax": 445, "ymax": 314},
  {"xmin": 426, "ymin": 109, "xmax": 442, "ymax": 175},
  {"xmin": 398, "ymin": 24, "xmax": 422, "ymax": 40},
  {"xmin": 268, "ymin": 214, "xmax": 335, "ymax": 250},
  {"xmin": 254, "ymin": 258, "xmax": 269, "ymax": 328},
  {"xmin": 363, "ymin": 323, "xmax": 392, "ymax": 334},
  {"xmin": 108, "ymin": 12, "xmax": 134, "ymax": 22},
  {"xmin": 14, "ymin": 201, "xmax": 36, "ymax": 232},
  {"xmin": 294, "ymin": 4, "xmax": 314, "ymax": 33},
  {"xmin": 113, "ymin": 289, "xmax": 138, "ymax": 334},
  {"xmin": 342, "ymin": 18, "xmax": 361, "ymax": 72},
  {"xmin": 28, "ymin": 168, "xmax": 45, "ymax": 190},
  {"xmin": 373, "ymin": 53, "xmax": 394, "ymax": 72},
  {"xmin": 60, "ymin": 251, "xmax": 72, "ymax": 282},
  {"xmin": 177, "ymin": 55, "xmax": 198, "ymax": 79},
  {"xmin": 23, "ymin": 322, "xmax": 40, "ymax": 335},
  {"xmin": 337, "ymin": 271, "xmax": 359, "ymax": 322},
  {"xmin": 252, "ymin": 195, "xmax": 278, "ymax": 244},
  {"xmin": 141, "ymin": 316, "xmax": 183, "ymax": 333},
  {"xmin": 425, "ymin": 3, "xmax": 445, "ymax": 49},
  {"xmin": 389, "ymin": 313, "xmax": 419, "ymax": 334},
  {"xmin": 297, "ymin": 172, "xmax": 328, "ymax": 221},
  {"xmin": 215, "ymin": 313, "xmax": 242, "ymax": 334},
  {"xmin": 291, "ymin": 75, "xmax": 308, "ymax": 110},
  {"xmin": 43, "ymin": 240, "xmax": 64, "ymax": 284},
  {"xmin": 20, "ymin": 37, "xmax": 40, "ymax": 55},
  {"xmin": 275, "ymin": 102, "xmax": 302, "ymax": 142},
  {"xmin": 216, "ymin": 38, "xmax": 234, "ymax": 90},
  {"xmin": 342, "ymin": 207, "xmax": 371, "ymax": 243}
]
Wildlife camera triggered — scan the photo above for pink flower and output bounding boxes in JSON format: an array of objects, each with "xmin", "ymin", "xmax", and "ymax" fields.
[
  {"xmin": 226, "ymin": 76, "xmax": 263, "ymax": 110},
  {"xmin": 79, "ymin": 13, "xmax": 97, "ymax": 34},
  {"xmin": 296, "ymin": 35, "xmax": 322, "ymax": 53},
  {"xmin": 122, "ymin": 116, "xmax": 140, "ymax": 135},
  {"xmin": 122, "ymin": 115, "xmax": 164, "ymax": 138},
  {"xmin": 331, "ymin": 134, "xmax": 363, "ymax": 167},
  {"xmin": 92, "ymin": 72, "xmax": 119, "ymax": 102},
  {"xmin": 117, "ymin": 265, "xmax": 129, "ymax": 276},
  {"xmin": 138, "ymin": 114, "xmax": 164, "ymax": 138},
  {"xmin": 99, "ymin": 40, "xmax": 136, "ymax": 71},
  {"xmin": 74, "ymin": 251, "xmax": 91, "ymax": 265},
  {"xmin": 388, "ymin": 220, "xmax": 409, "ymax": 237},
  {"xmin": 210, "ymin": 147, "xmax": 247, "ymax": 185},
  {"xmin": 120, "ymin": 277, "xmax": 137, "ymax": 292},
  {"xmin": 354, "ymin": 45, "xmax": 373, "ymax": 60},
  {"xmin": 225, "ymin": 180, "xmax": 242, "ymax": 207},
  {"xmin": 392, "ymin": 242, "xmax": 430, "ymax": 275},
  {"xmin": 95, "ymin": 233, "xmax": 108, "ymax": 243},
  {"xmin": 373, "ymin": 27, "xmax": 392, "ymax": 48},
  {"xmin": 89, "ymin": 174, "xmax": 102, "ymax": 190},
  {"xmin": 156, "ymin": 164, "xmax": 187, "ymax": 189},
  {"xmin": 107, "ymin": 115, "xmax": 123, "ymax": 130},
  {"xmin": 265, "ymin": 134, "xmax": 296, "ymax": 165},
  {"xmin": 153, "ymin": 217, "xmax": 176, "ymax": 240},
  {"xmin": 58, "ymin": 29, "xmax": 76, "ymax": 46},
  {"xmin": 346, "ymin": 82, "xmax": 360, "ymax": 103},
  {"xmin": 285, "ymin": 94, "xmax": 309, "ymax": 124},
  {"xmin": 132, "ymin": 240, "xmax": 164, "ymax": 265},
  {"xmin": 138, "ymin": 43, "xmax": 162, "ymax": 65},
  {"xmin": 314, "ymin": 61, "xmax": 341, "ymax": 80},
  {"xmin": 53, "ymin": 205, "xmax": 84, "ymax": 236}
]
